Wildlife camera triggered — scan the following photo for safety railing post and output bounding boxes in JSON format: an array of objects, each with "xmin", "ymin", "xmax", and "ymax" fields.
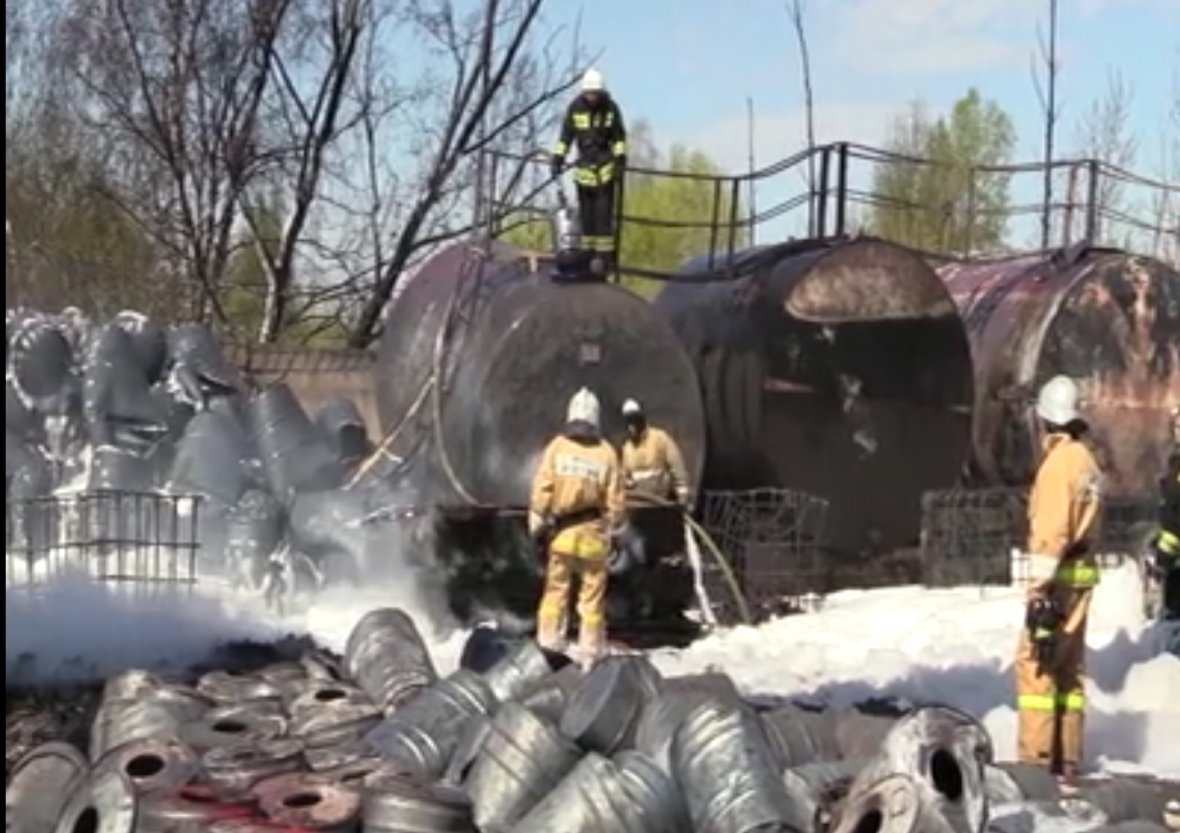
[
  {"xmin": 727, "ymin": 177, "xmax": 742, "ymax": 270},
  {"xmin": 1084, "ymin": 159, "xmax": 1101, "ymax": 244},
  {"xmin": 834, "ymin": 143, "xmax": 850, "ymax": 239},
  {"xmin": 707, "ymin": 176, "xmax": 724, "ymax": 273},
  {"xmin": 816, "ymin": 145, "xmax": 831, "ymax": 239},
  {"xmin": 964, "ymin": 167, "xmax": 978, "ymax": 256}
]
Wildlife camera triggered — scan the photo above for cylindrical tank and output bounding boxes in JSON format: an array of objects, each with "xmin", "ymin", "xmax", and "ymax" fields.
[
  {"xmin": 938, "ymin": 248, "xmax": 1180, "ymax": 495},
  {"xmin": 655, "ymin": 237, "xmax": 974, "ymax": 554},
  {"xmin": 376, "ymin": 240, "xmax": 706, "ymax": 507}
]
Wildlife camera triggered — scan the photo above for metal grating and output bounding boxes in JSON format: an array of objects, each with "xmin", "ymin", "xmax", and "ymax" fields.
[
  {"xmin": 6, "ymin": 491, "xmax": 202, "ymax": 587},
  {"xmin": 920, "ymin": 487, "xmax": 1159, "ymax": 588},
  {"xmin": 699, "ymin": 488, "xmax": 829, "ymax": 623}
]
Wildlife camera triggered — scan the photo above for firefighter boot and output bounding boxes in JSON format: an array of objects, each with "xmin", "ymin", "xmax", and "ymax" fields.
[{"xmin": 577, "ymin": 615, "xmax": 607, "ymax": 671}]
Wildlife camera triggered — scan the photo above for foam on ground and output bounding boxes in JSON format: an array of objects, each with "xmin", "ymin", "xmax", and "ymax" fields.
[{"xmin": 6, "ymin": 556, "xmax": 1176, "ymax": 777}]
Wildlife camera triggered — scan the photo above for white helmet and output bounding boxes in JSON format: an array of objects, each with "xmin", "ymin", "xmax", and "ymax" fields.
[
  {"xmin": 1035, "ymin": 375, "xmax": 1081, "ymax": 425},
  {"xmin": 567, "ymin": 387, "xmax": 600, "ymax": 428},
  {"xmin": 580, "ymin": 68, "xmax": 606, "ymax": 93},
  {"xmin": 621, "ymin": 398, "xmax": 642, "ymax": 417}
]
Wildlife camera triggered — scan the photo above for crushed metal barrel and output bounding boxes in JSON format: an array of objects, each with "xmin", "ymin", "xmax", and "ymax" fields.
[{"xmin": 5, "ymin": 606, "xmax": 1178, "ymax": 833}]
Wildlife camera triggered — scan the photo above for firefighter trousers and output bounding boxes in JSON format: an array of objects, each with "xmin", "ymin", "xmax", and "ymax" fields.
[
  {"xmin": 576, "ymin": 181, "xmax": 618, "ymax": 255},
  {"xmin": 1015, "ymin": 587, "xmax": 1092, "ymax": 772},
  {"xmin": 536, "ymin": 548, "xmax": 608, "ymax": 661}
]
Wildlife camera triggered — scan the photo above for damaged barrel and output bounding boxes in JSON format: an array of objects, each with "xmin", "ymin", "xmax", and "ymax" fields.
[
  {"xmin": 655, "ymin": 237, "xmax": 974, "ymax": 554},
  {"xmin": 939, "ymin": 247, "xmax": 1180, "ymax": 495},
  {"xmin": 375, "ymin": 240, "xmax": 706, "ymax": 507}
]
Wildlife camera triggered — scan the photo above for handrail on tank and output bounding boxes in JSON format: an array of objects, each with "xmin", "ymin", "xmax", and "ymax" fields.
[{"xmin": 475, "ymin": 140, "xmax": 1179, "ymax": 282}]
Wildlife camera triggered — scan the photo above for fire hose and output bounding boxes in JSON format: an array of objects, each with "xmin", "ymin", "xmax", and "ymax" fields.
[{"xmin": 628, "ymin": 490, "xmax": 752, "ymax": 626}]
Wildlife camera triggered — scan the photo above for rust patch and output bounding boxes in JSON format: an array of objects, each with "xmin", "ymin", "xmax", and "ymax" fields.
[
  {"xmin": 939, "ymin": 249, "xmax": 1180, "ymax": 495},
  {"xmin": 788, "ymin": 239, "xmax": 957, "ymax": 323}
]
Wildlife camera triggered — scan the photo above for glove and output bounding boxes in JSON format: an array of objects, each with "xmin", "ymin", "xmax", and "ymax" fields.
[
  {"xmin": 615, "ymin": 154, "xmax": 627, "ymax": 171},
  {"xmin": 550, "ymin": 154, "xmax": 565, "ymax": 179}
]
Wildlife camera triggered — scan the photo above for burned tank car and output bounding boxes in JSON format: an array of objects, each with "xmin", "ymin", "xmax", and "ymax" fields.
[
  {"xmin": 376, "ymin": 240, "xmax": 706, "ymax": 507},
  {"xmin": 655, "ymin": 237, "xmax": 974, "ymax": 555},
  {"xmin": 376, "ymin": 241, "xmax": 706, "ymax": 626},
  {"xmin": 939, "ymin": 246, "xmax": 1180, "ymax": 497}
]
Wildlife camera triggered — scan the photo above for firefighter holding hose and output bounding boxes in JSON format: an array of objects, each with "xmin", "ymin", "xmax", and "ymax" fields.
[
  {"xmin": 620, "ymin": 398, "xmax": 692, "ymax": 508},
  {"xmin": 551, "ymin": 68, "xmax": 627, "ymax": 273},
  {"xmin": 1151, "ymin": 407, "xmax": 1180, "ymax": 621},
  {"xmin": 529, "ymin": 387, "xmax": 627, "ymax": 669},
  {"xmin": 1015, "ymin": 375, "xmax": 1104, "ymax": 781}
]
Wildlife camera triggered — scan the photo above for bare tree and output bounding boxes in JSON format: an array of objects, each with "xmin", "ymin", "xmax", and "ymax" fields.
[
  {"xmin": 345, "ymin": 0, "xmax": 581, "ymax": 347},
  {"xmin": 786, "ymin": 0, "xmax": 817, "ymax": 235},
  {"xmin": 1030, "ymin": 0, "xmax": 1061, "ymax": 249},
  {"xmin": 242, "ymin": 0, "xmax": 367, "ymax": 342},
  {"xmin": 18, "ymin": 0, "xmax": 581, "ymax": 343},
  {"xmin": 1073, "ymin": 71, "xmax": 1138, "ymax": 244},
  {"xmin": 56, "ymin": 0, "xmax": 294, "ymax": 322}
]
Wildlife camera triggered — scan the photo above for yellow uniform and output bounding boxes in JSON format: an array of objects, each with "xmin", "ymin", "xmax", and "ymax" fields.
[
  {"xmin": 529, "ymin": 431, "xmax": 626, "ymax": 660},
  {"xmin": 1015, "ymin": 432, "xmax": 1103, "ymax": 772},
  {"xmin": 621, "ymin": 426, "xmax": 691, "ymax": 505}
]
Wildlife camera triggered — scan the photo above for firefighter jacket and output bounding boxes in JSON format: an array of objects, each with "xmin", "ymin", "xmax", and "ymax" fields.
[
  {"xmin": 1026, "ymin": 433, "xmax": 1103, "ymax": 590},
  {"xmin": 529, "ymin": 426, "xmax": 626, "ymax": 560},
  {"xmin": 621, "ymin": 426, "xmax": 691, "ymax": 505},
  {"xmin": 553, "ymin": 94, "xmax": 627, "ymax": 188},
  {"xmin": 1159, "ymin": 452, "xmax": 1180, "ymax": 558}
]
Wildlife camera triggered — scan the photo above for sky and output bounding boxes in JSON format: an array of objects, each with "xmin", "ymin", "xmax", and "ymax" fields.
[{"xmin": 546, "ymin": 0, "xmax": 1178, "ymax": 246}]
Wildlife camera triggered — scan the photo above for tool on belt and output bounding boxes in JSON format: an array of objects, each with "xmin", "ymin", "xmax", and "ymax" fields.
[{"xmin": 1026, "ymin": 595, "xmax": 1064, "ymax": 667}]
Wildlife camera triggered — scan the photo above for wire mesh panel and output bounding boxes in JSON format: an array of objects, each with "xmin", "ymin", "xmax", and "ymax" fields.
[
  {"xmin": 919, "ymin": 487, "xmax": 1026, "ymax": 587},
  {"xmin": 6, "ymin": 491, "xmax": 202, "ymax": 587},
  {"xmin": 699, "ymin": 488, "xmax": 829, "ymax": 624},
  {"xmin": 920, "ymin": 487, "xmax": 1161, "ymax": 588}
]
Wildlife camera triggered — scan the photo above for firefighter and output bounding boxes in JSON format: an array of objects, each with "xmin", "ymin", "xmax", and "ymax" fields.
[
  {"xmin": 1015, "ymin": 375, "xmax": 1104, "ymax": 780},
  {"xmin": 551, "ymin": 68, "xmax": 627, "ymax": 272},
  {"xmin": 529, "ymin": 387, "xmax": 627, "ymax": 668},
  {"xmin": 1152, "ymin": 407, "xmax": 1180, "ymax": 620},
  {"xmin": 620, "ymin": 399, "xmax": 691, "ymax": 508}
]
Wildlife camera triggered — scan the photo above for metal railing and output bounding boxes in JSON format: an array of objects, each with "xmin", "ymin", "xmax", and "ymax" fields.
[
  {"xmin": 698, "ymin": 487, "xmax": 829, "ymax": 623},
  {"xmin": 6, "ymin": 491, "xmax": 202, "ymax": 587},
  {"xmin": 478, "ymin": 142, "xmax": 1179, "ymax": 281},
  {"xmin": 919, "ymin": 486, "xmax": 1158, "ymax": 588}
]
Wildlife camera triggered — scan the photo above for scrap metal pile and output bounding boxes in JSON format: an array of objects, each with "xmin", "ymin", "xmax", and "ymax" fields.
[
  {"xmin": 7, "ymin": 607, "xmax": 1177, "ymax": 833},
  {"xmin": 6, "ymin": 307, "xmax": 385, "ymax": 591}
]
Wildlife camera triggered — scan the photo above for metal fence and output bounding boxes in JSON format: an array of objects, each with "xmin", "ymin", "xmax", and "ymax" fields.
[
  {"xmin": 920, "ymin": 487, "xmax": 1158, "ymax": 588},
  {"xmin": 699, "ymin": 488, "xmax": 829, "ymax": 623},
  {"xmin": 6, "ymin": 491, "xmax": 202, "ymax": 587}
]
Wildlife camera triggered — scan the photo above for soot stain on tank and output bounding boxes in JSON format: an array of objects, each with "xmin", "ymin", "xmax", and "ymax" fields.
[{"xmin": 656, "ymin": 237, "xmax": 975, "ymax": 556}]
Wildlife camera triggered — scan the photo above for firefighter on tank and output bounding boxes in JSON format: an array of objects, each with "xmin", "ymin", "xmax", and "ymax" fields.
[{"xmin": 551, "ymin": 68, "xmax": 627, "ymax": 271}]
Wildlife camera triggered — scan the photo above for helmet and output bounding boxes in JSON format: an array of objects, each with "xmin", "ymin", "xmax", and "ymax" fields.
[
  {"xmin": 567, "ymin": 387, "xmax": 600, "ymax": 428},
  {"xmin": 1035, "ymin": 375, "xmax": 1081, "ymax": 425},
  {"xmin": 580, "ymin": 68, "xmax": 605, "ymax": 93},
  {"xmin": 621, "ymin": 398, "xmax": 643, "ymax": 417}
]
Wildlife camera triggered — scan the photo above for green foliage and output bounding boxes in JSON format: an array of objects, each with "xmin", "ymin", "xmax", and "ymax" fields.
[
  {"xmin": 870, "ymin": 89, "xmax": 1016, "ymax": 254},
  {"xmin": 499, "ymin": 130, "xmax": 744, "ymax": 301}
]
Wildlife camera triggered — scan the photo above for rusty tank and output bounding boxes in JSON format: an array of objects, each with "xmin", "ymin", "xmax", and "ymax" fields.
[
  {"xmin": 938, "ymin": 246, "xmax": 1180, "ymax": 496},
  {"xmin": 654, "ymin": 237, "xmax": 974, "ymax": 555},
  {"xmin": 375, "ymin": 239, "xmax": 706, "ymax": 509}
]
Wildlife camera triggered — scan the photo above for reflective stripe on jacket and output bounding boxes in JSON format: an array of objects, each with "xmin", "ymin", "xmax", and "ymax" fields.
[
  {"xmin": 621, "ymin": 426, "xmax": 690, "ymax": 502},
  {"xmin": 554, "ymin": 94, "xmax": 627, "ymax": 184},
  {"xmin": 529, "ymin": 432, "xmax": 626, "ymax": 560},
  {"xmin": 1026, "ymin": 433, "xmax": 1103, "ymax": 589},
  {"xmin": 1160, "ymin": 457, "xmax": 1180, "ymax": 557}
]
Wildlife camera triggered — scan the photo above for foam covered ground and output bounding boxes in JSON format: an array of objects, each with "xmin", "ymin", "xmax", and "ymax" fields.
[{"xmin": 6, "ymin": 560, "xmax": 1178, "ymax": 777}]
